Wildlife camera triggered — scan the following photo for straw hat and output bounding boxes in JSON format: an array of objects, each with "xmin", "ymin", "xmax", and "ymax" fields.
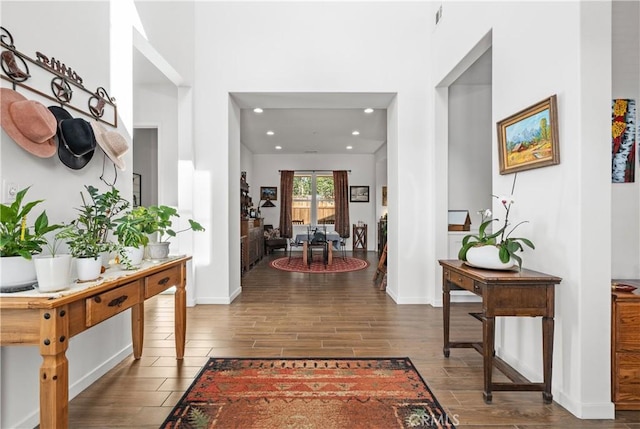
[
  {"xmin": 90, "ymin": 120, "xmax": 128, "ymax": 170},
  {"xmin": 48, "ymin": 106, "xmax": 96, "ymax": 170},
  {"xmin": 0, "ymin": 88, "xmax": 57, "ymax": 158}
]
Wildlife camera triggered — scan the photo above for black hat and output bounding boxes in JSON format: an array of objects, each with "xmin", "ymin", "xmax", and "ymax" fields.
[{"xmin": 49, "ymin": 106, "xmax": 96, "ymax": 169}]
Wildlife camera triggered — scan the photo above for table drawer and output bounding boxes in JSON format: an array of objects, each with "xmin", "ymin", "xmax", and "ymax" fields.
[
  {"xmin": 145, "ymin": 265, "xmax": 181, "ymax": 298},
  {"xmin": 86, "ymin": 280, "xmax": 142, "ymax": 327},
  {"xmin": 614, "ymin": 353, "xmax": 640, "ymax": 403},
  {"xmin": 445, "ymin": 269, "xmax": 476, "ymax": 293}
]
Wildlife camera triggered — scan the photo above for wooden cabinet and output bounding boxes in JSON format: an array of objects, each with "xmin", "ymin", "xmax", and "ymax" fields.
[
  {"xmin": 611, "ymin": 280, "xmax": 640, "ymax": 410},
  {"xmin": 241, "ymin": 218, "xmax": 264, "ymax": 271}
]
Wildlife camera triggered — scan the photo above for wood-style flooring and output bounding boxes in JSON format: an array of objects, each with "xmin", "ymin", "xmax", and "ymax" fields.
[{"xmin": 68, "ymin": 251, "xmax": 640, "ymax": 428}]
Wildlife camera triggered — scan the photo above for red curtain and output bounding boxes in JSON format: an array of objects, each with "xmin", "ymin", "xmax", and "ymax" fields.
[
  {"xmin": 279, "ymin": 170, "xmax": 294, "ymax": 238},
  {"xmin": 333, "ymin": 170, "xmax": 350, "ymax": 238}
]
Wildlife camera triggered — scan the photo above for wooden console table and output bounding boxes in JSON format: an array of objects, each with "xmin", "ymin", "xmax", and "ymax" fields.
[
  {"xmin": 0, "ymin": 256, "xmax": 191, "ymax": 429},
  {"xmin": 439, "ymin": 259, "xmax": 562, "ymax": 403}
]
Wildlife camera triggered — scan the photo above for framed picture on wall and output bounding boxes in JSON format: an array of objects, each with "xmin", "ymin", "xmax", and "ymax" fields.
[
  {"xmin": 260, "ymin": 186, "xmax": 277, "ymax": 201},
  {"xmin": 382, "ymin": 186, "xmax": 387, "ymax": 206},
  {"xmin": 350, "ymin": 186, "xmax": 370, "ymax": 203},
  {"xmin": 497, "ymin": 94, "xmax": 560, "ymax": 174}
]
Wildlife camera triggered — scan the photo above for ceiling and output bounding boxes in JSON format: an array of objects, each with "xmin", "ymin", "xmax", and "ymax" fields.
[{"xmin": 133, "ymin": 47, "xmax": 491, "ymax": 155}]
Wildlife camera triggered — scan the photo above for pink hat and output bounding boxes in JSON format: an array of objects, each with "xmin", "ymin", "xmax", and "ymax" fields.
[
  {"xmin": 0, "ymin": 88, "xmax": 57, "ymax": 158},
  {"xmin": 90, "ymin": 120, "xmax": 129, "ymax": 170}
]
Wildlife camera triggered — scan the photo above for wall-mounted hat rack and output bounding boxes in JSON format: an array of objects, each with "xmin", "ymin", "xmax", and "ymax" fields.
[{"xmin": 0, "ymin": 26, "xmax": 117, "ymax": 128}]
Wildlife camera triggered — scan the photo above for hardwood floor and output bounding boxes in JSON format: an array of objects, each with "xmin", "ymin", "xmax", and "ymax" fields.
[{"xmin": 68, "ymin": 251, "xmax": 640, "ymax": 428}]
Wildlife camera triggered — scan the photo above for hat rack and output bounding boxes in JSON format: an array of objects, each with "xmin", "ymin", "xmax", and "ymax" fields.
[{"xmin": 0, "ymin": 26, "xmax": 117, "ymax": 128}]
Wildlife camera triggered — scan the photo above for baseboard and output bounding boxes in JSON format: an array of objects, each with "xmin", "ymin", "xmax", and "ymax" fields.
[{"xmin": 197, "ymin": 286, "xmax": 242, "ymax": 304}]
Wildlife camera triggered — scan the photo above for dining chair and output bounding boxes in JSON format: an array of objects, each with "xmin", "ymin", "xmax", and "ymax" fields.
[
  {"xmin": 307, "ymin": 225, "xmax": 328, "ymax": 267},
  {"xmin": 288, "ymin": 235, "xmax": 304, "ymax": 262}
]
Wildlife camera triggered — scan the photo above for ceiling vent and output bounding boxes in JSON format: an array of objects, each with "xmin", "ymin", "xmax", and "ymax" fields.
[{"xmin": 304, "ymin": 150, "xmax": 318, "ymax": 154}]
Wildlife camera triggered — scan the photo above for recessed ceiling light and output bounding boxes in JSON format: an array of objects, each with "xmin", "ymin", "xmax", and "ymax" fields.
[
  {"xmin": 352, "ymin": 130, "xmax": 360, "ymax": 136},
  {"xmin": 346, "ymin": 146, "xmax": 353, "ymax": 150},
  {"xmin": 253, "ymin": 108, "xmax": 263, "ymax": 113},
  {"xmin": 266, "ymin": 130, "xmax": 275, "ymax": 136},
  {"xmin": 275, "ymin": 146, "xmax": 282, "ymax": 150},
  {"xmin": 364, "ymin": 108, "xmax": 374, "ymax": 114}
]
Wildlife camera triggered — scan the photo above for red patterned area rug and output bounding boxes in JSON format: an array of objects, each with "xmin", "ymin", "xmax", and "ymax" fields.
[
  {"xmin": 161, "ymin": 357, "xmax": 457, "ymax": 429},
  {"xmin": 269, "ymin": 255, "xmax": 369, "ymax": 273}
]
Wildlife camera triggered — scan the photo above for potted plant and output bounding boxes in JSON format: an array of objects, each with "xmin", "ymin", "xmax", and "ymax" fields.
[
  {"xmin": 58, "ymin": 185, "xmax": 129, "ymax": 281},
  {"xmin": 114, "ymin": 207, "xmax": 151, "ymax": 269},
  {"xmin": 143, "ymin": 205, "xmax": 205, "ymax": 260},
  {"xmin": 457, "ymin": 174, "xmax": 535, "ymax": 270},
  {"xmin": 33, "ymin": 228, "xmax": 72, "ymax": 292},
  {"xmin": 0, "ymin": 186, "xmax": 62, "ymax": 290}
]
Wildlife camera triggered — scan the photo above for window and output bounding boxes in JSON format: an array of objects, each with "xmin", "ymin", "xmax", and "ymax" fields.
[{"xmin": 292, "ymin": 173, "xmax": 335, "ymax": 225}]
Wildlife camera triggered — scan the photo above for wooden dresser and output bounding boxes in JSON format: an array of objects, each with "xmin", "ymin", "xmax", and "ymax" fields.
[{"xmin": 611, "ymin": 279, "xmax": 640, "ymax": 410}]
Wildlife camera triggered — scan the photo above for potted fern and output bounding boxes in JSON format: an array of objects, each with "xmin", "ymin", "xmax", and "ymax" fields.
[{"xmin": 0, "ymin": 186, "xmax": 62, "ymax": 290}]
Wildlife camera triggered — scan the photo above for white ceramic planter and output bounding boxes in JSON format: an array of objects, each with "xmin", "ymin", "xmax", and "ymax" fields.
[
  {"xmin": 0, "ymin": 256, "xmax": 37, "ymax": 289},
  {"xmin": 121, "ymin": 245, "xmax": 144, "ymax": 268},
  {"xmin": 465, "ymin": 245, "xmax": 517, "ymax": 270},
  {"xmin": 76, "ymin": 256, "xmax": 102, "ymax": 282},
  {"xmin": 146, "ymin": 242, "xmax": 170, "ymax": 261},
  {"xmin": 34, "ymin": 254, "xmax": 72, "ymax": 292}
]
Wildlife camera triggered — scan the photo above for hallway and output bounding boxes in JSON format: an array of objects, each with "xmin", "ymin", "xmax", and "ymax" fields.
[{"xmin": 68, "ymin": 252, "xmax": 640, "ymax": 428}]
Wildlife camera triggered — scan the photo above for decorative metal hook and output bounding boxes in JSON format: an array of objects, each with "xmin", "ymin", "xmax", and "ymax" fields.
[{"xmin": 51, "ymin": 76, "xmax": 72, "ymax": 103}]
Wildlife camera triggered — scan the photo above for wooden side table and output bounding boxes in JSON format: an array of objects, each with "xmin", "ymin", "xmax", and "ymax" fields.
[
  {"xmin": 439, "ymin": 259, "xmax": 562, "ymax": 404},
  {"xmin": 352, "ymin": 224, "xmax": 367, "ymax": 251}
]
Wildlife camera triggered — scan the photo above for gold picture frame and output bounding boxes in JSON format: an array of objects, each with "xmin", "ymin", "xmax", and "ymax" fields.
[{"xmin": 497, "ymin": 95, "xmax": 560, "ymax": 174}]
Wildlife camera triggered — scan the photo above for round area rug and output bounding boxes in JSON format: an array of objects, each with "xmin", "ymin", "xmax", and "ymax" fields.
[{"xmin": 270, "ymin": 255, "xmax": 369, "ymax": 273}]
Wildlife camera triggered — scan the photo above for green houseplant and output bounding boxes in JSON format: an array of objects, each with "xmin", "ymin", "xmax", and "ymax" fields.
[
  {"xmin": 0, "ymin": 186, "xmax": 63, "ymax": 289},
  {"xmin": 457, "ymin": 175, "xmax": 535, "ymax": 270},
  {"xmin": 141, "ymin": 205, "xmax": 205, "ymax": 260},
  {"xmin": 0, "ymin": 186, "xmax": 62, "ymax": 259},
  {"xmin": 114, "ymin": 207, "xmax": 152, "ymax": 269},
  {"xmin": 58, "ymin": 185, "xmax": 129, "ymax": 280}
]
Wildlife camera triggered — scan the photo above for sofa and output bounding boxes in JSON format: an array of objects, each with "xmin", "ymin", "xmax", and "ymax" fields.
[{"xmin": 264, "ymin": 224, "xmax": 288, "ymax": 254}]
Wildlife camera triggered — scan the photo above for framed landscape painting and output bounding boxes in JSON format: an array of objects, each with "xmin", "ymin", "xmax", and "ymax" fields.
[
  {"xmin": 497, "ymin": 95, "xmax": 560, "ymax": 174},
  {"xmin": 260, "ymin": 186, "xmax": 277, "ymax": 201},
  {"xmin": 350, "ymin": 186, "xmax": 370, "ymax": 203}
]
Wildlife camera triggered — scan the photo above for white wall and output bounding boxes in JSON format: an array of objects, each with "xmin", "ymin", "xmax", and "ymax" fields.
[
  {"xmin": 190, "ymin": 2, "xmax": 431, "ymax": 305},
  {"xmin": 250, "ymin": 153, "xmax": 377, "ymax": 250},
  {"xmin": 611, "ymin": 0, "xmax": 640, "ymax": 277},
  {"xmin": 448, "ymin": 84, "xmax": 492, "ymax": 227},
  {"xmin": 431, "ymin": 1, "xmax": 615, "ymax": 419},
  {"xmin": 0, "ymin": 2, "xmax": 135, "ymax": 427}
]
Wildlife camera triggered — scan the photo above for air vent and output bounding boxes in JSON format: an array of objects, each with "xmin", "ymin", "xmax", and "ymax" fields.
[{"xmin": 304, "ymin": 150, "xmax": 318, "ymax": 154}]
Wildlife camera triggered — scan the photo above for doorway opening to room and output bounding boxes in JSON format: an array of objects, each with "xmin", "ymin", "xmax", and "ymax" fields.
[{"xmin": 132, "ymin": 127, "xmax": 159, "ymax": 207}]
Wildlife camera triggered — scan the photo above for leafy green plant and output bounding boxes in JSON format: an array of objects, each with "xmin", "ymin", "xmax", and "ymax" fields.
[
  {"xmin": 142, "ymin": 205, "xmax": 205, "ymax": 242},
  {"xmin": 114, "ymin": 207, "xmax": 151, "ymax": 248},
  {"xmin": 458, "ymin": 174, "xmax": 535, "ymax": 270},
  {"xmin": 0, "ymin": 187, "xmax": 63, "ymax": 259},
  {"xmin": 58, "ymin": 185, "xmax": 129, "ymax": 258}
]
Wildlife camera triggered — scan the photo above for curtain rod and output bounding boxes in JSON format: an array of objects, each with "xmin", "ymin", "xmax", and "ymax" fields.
[{"xmin": 278, "ymin": 170, "xmax": 351, "ymax": 173}]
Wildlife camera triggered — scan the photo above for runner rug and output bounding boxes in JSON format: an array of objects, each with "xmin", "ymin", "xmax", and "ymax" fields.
[
  {"xmin": 270, "ymin": 255, "xmax": 369, "ymax": 273},
  {"xmin": 160, "ymin": 357, "xmax": 456, "ymax": 429}
]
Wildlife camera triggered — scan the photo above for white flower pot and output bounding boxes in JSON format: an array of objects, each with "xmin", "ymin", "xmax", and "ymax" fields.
[
  {"xmin": 76, "ymin": 256, "xmax": 102, "ymax": 282},
  {"xmin": 0, "ymin": 256, "xmax": 37, "ymax": 290},
  {"xmin": 121, "ymin": 245, "xmax": 145, "ymax": 268},
  {"xmin": 146, "ymin": 242, "xmax": 170, "ymax": 261},
  {"xmin": 34, "ymin": 254, "xmax": 72, "ymax": 292},
  {"xmin": 465, "ymin": 245, "xmax": 517, "ymax": 270}
]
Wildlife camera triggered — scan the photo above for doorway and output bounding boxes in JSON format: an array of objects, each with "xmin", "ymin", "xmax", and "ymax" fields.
[{"xmin": 132, "ymin": 128, "xmax": 159, "ymax": 207}]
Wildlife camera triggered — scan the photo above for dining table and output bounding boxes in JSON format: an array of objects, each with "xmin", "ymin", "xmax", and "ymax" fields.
[{"xmin": 295, "ymin": 232, "xmax": 341, "ymax": 266}]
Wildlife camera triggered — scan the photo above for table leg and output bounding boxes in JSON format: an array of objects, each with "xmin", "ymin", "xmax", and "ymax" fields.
[
  {"xmin": 302, "ymin": 241, "xmax": 308, "ymax": 266},
  {"xmin": 175, "ymin": 261, "xmax": 187, "ymax": 359},
  {"xmin": 131, "ymin": 302, "xmax": 144, "ymax": 359},
  {"xmin": 328, "ymin": 243, "xmax": 333, "ymax": 266},
  {"xmin": 483, "ymin": 316, "xmax": 495, "ymax": 404},
  {"xmin": 39, "ymin": 306, "xmax": 70, "ymax": 429},
  {"xmin": 443, "ymin": 282, "xmax": 451, "ymax": 358},
  {"xmin": 542, "ymin": 316, "xmax": 554, "ymax": 403}
]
